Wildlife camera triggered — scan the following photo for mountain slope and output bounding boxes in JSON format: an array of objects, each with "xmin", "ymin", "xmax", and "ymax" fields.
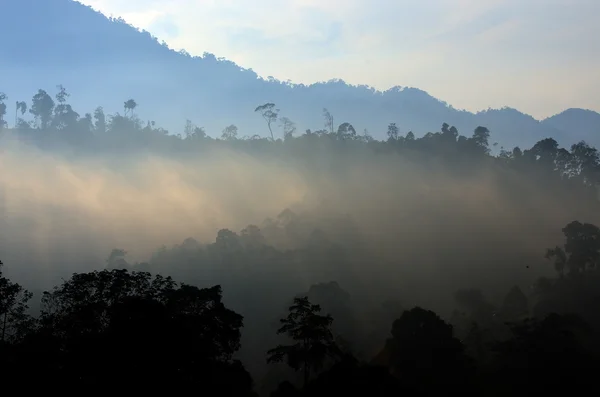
[
  {"xmin": 1, "ymin": 0, "xmax": 599, "ymax": 149},
  {"xmin": 542, "ymin": 109, "xmax": 600, "ymax": 146}
]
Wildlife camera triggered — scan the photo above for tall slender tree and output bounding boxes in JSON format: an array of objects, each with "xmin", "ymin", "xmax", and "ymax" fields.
[
  {"xmin": 267, "ymin": 296, "xmax": 340, "ymax": 387},
  {"xmin": 254, "ymin": 103, "xmax": 278, "ymax": 141},
  {"xmin": 323, "ymin": 108, "xmax": 334, "ymax": 134},
  {"xmin": 0, "ymin": 260, "xmax": 34, "ymax": 343}
]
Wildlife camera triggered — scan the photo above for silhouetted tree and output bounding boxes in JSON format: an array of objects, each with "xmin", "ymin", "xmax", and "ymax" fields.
[
  {"xmin": 336, "ymin": 122, "xmax": 356, "ymax": 141},
  {"xmin": 322, "ymin": 108, "xmax": 334, "ymax": 134},
  {"xmin": 222, "ymin": 124, "xmax": 239, "ymax": 140},
  {"xmin": 441, "ymin": 122, "xmax": 459, "ymax": 142},
  {"xmin": 15, "ymin": 101, "xmax": 27, "ymax": 127},
  {"xmin": 267, "ymin": 296, "xmax": 340, "ymax": 386},
  {"xmin": 0, "ymin": 261, "xmax": 34, "ymax": 343},
  {"xmin": 255, "ymin": 102, "xmax": 279, "ymax": 140},
  {"xmin": 0, "ymin": 92, "xmax": 7, "ymax": 128},
  {"xmin": 184, "ymin": 119, "xmax": 206, "ymax": 139},
  {"xmin": 386, "ymin": 122, "xmax": 399, "ymax": 141},
  {"xmin": 93, "ymin": 106, "xmax": 106, "ymax": 133},
  {"xmin": 569, "ymin": 141, "xmax": 600, "ymax": 186},
  {"xmin": 26, "ymin": 269, "xmax": 249, "ymax": 392},
  {"xmin": 546, "ymin": 220, "xmax": 600, "ymax": 276},
  {"xmin": 373, "ymin": 307, "xmax": 474, "ymax": 396},
  {"xmin": 280, "ymin": 117, "xmax": 296, "ymax": 141},
  {"xmin": 52, "ymin": 85, "xmax": 79, "ymax": 131},
  {"xmin": 29, "ymin": 89, "xmax": 54, "ymax": 129},
  {"xmin": 470, "ymin": 126, "xmax": 491, "ymax": 155},
  {"xmin": 123, "ymin": 98, "xmax": 137, "ymax": 118}
]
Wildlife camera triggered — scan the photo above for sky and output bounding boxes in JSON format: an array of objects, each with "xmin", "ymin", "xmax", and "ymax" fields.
[{"xmin": 78, "ymin": 0, "xmax": 600, "ymax": 119}]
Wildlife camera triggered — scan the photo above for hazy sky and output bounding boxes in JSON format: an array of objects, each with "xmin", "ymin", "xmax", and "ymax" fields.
[{"xmin": 79, "ymin": 0, "xmax": 599, "ymax": 119}]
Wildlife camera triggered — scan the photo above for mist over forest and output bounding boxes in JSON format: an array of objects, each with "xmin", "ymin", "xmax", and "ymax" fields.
[
  {"xmin": 2, "ymin": 82, "xmax": 600, "ymax": 394},
  {"xmin": 2, "ymin": 1, "xmax": 600, "ymax": 396}
]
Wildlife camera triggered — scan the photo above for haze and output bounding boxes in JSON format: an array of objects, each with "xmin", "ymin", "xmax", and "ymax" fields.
[
  {"xmin": 2, "ymin": 0, "xmax": 600, "ymax": 393},
  {"xmin": 0, "ymin": 128, "xmax": 594, "ymax": 308}
]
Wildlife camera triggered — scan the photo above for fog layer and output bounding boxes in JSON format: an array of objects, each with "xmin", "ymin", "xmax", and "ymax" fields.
[{"xmin": 1, "ymin": 131, "xmax": 595, "ymax": 310}]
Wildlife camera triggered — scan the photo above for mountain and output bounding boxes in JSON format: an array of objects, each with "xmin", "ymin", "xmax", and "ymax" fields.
[
  {"xmin": 541, "ymin": 109, "xmax": 600, "ymax": 146},
  {"xmin": 1, "ymin": 0, "xmax": 599, "ymax": 149}
]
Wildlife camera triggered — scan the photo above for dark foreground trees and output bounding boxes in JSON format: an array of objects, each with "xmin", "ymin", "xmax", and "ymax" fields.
[
  {"xmin": 267, "ymin": 297, "xmax": 341, "ymax": 386},
  {"xmin": 0, "ymin": 260, "xmax": 33, "ymax": 343},
  {"xmin": 3, "ymin": 85, "xmax": 600, "ymax": 395},
  {"xmin": 4, "ymin": 211, "xmax": 600, "ymax": 395},
  {"xmin": 491, "ymin": 313, "xmax": 598, "ymax": 395},
  {"xmin": 372, "ymin": 307, "xmax": 476, "ymax": 396},
  {"xmin": 1, "ymin": 268, "xmax": 255, "ymax": 395},
  {"xmin": 2, "ymin": 253, "xmax": 600, "ymax": 396}
]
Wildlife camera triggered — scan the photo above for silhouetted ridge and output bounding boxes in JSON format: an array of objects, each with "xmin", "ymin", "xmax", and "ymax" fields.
[
  {"xmin": 542, "ymin": 108, "xmax": 600, "ymax": 144},
  {"xmin": 1, "ymin": 0, "xmax": 599, "ymax": 148}
]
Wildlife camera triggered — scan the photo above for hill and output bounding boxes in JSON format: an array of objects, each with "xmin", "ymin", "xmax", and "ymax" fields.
[
  {"xmin": 1, "ymin": 0, "xmax": 598, "ymax": 149},
  {"xmin": 541, "ymin": 109, "xmax": 600, "ymax": 145}
]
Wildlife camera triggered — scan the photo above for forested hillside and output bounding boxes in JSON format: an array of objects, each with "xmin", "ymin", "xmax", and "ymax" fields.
[
  {"xmin": 1, "ymin": 0, "xmax": 598, "ymax": 149},
  {"xmin": 2, "ymin": 84, "xmax": 600, "ymax": 395}
]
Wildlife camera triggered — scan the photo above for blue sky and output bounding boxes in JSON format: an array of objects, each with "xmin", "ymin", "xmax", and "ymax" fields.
[{"xmin": 79, "ymin": 0, "xmax": 600, "ymax": 119}]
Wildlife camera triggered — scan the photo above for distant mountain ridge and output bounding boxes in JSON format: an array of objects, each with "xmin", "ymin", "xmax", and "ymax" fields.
[{"xmin": 1, "ymin": 0, "xmax": 599, "ymax": 149}]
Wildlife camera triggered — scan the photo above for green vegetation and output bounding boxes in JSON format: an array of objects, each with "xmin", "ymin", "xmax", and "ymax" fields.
[{"xmin": 2, "ymin": 86, "xmax": 600, "ymax": 395}]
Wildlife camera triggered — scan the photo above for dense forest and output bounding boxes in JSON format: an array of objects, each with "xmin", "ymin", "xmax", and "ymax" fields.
[{"xmin": 2, "ymin": 86, "xmax": 600, "ymax": 395}]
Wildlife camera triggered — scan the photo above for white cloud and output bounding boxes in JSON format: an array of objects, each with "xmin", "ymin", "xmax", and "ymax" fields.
[{"xmin": 78, "ymin": 0, "xmax": 600, "ymax": 118}]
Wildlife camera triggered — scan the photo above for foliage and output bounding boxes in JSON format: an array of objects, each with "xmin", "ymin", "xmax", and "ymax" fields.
[
  {"xmin": 267, "ymin": 296, "xmax": 340, "ymax": 386},
  {"xmin": 0, "ymin": 267, "xmax": 250, "ymax": 393},
  {"xmin": 373, "ymin": 307, "xmax": 474, "ymax": 395},
  {"xmin": 0, "ymin": 261, "xmax": 34, "ymax": 343},
  {"xmin": 545, "ymin": 221, "xmax": 600, "ymax": 276},
  {"xmin": 2, "ymin": 86, "xmax": 600, "ymax": 394},
  {"xmin": 255, "ymin": 102, "xmax": 279, "ymax": 140}
]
